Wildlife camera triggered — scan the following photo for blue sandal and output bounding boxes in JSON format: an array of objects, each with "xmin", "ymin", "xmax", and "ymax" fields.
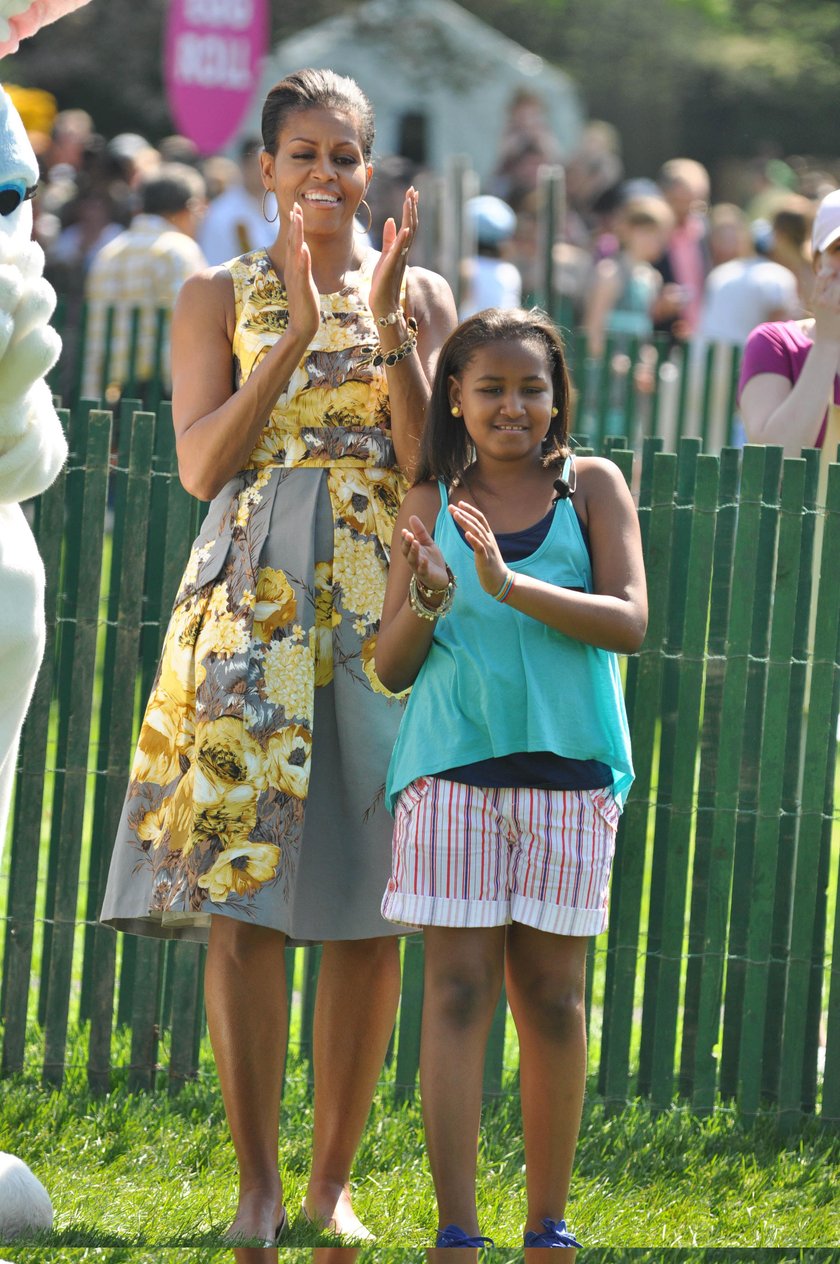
[
  {"xmin": 436, "ymin": 1223, "xmax": 496, "ymax": 1248},
  {"xmin": 524, "ymin": 1217, "xmax": 580, "ymax": 1248}
]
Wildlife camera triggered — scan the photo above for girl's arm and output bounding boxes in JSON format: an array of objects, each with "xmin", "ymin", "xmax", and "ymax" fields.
[
  {"xmin": 740, "ymin": 270, "xmax": 840, "ymax": 456},
  {"xmin": 451, "ymin": 459, "xmax": 648, "ymax": 654},
  {"xmin": 172, "ymin": 204, "xmax": 320, "ymax": 502},
  {"xmin": 375, "ymin": 482, "xmax": 450, "ymax": 693},
  {"xmin": 582, "ymin": 257, "xmax": 621, "ymax": 359}
]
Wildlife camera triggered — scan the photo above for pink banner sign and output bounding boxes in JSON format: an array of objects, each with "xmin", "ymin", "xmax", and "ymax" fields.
[{"xmin": 164, "ymin": 0, "xmax": 269, "ymax": 155}]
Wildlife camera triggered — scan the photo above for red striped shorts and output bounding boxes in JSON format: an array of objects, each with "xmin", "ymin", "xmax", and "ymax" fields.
[{"xmin": 381, "ymin": 776, "xmax": 619, "ymax": 936}]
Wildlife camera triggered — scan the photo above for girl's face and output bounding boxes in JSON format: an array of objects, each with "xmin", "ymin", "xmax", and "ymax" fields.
[
  {"xmin": 261, "ymin": 106, "xmax": 372, "ymax": 237},
  {"xmin": 449, "ymin": 338, "xmax": 555, "ymax": 463},
  {"xmin": 625, "ymin": 221, "xmax": 668, "ymax": 263}
]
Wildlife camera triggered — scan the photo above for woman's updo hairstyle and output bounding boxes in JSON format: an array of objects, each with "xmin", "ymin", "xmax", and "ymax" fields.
[
  {"xmin": 415, "ymin": 307, "xmax": 572, "ymax": 487},
  {"xmin": 262, "ymin": 68, "xmax": 375, "ymax": 162}
]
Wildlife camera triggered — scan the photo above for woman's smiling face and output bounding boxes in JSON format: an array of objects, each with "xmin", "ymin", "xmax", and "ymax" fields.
[{"xmin": 261, "ymin": 106, "xmax": 372, "ymax": 237}]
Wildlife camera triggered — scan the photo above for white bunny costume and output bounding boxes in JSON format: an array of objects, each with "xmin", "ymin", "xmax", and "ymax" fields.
[{"xmin": 0, "ymin": 85, "xmax": 66, "ymax": 854}]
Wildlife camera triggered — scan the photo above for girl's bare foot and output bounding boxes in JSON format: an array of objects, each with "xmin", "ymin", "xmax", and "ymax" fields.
[{"xmin": 302, "ymin": 1182, "xmax": 375, "ymax": 1242}]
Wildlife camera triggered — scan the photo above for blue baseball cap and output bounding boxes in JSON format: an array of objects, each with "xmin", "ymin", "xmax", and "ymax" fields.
[{"xmin": 467, "ymin": 195, "xmax": 517, "ymax": 246}]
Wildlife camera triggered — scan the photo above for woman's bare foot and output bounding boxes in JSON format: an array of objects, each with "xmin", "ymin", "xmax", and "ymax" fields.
[{"xmin": 302, "ymin": 1182, "xmax": 375, "ymax": 1242}]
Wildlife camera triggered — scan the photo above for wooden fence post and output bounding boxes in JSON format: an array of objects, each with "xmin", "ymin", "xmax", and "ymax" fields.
[
  {"xmin": 42, "ymin": 410, "xmax": 112, "ymax": 1087},
  {"xmin": 86, "ymin": 410, "xmax": 155, "ymax": 1094},
  {"xmin": 648, "ymin": 452, "xmax": 719, "ymax": 1111},
  {"xmin": 778, "ymin": 461, "xmax": 840, "ymax": 1125},
  {"xmin": 689, "ymin": 444, "xmax": 767, "ymax": 1113},
  {"xmin": 677, "ymin": 445, "xmax": 740, "ymax": 1098},
  {"xmin": 637, "ymin": 438, "xmax": 700, "ymax": 1098},
  {"xmin": 600, "ymin": 450, "xmax": 675, "ymax": 1110},
  {"xmin": 0, "ymin": 442, "xmax": 67, "ymax": 1075},
  {"xmin": 737, "ymin": 457, "xmax": 807, "ymax": 1116}
]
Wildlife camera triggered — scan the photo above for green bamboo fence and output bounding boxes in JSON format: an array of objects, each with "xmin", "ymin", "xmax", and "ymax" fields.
[
  {"xmin": 46, "ymin": 303, "xmax": 744, "ymax": 455},
  {"xmin": 0, "ymin": 402, "xmax": 838, "ymax": 1126}
]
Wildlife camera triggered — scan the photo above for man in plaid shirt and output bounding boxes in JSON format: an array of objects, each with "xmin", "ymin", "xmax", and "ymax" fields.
[{"xmin": 82, "ymin": 163, "xmax": 206, "ymax": 403}]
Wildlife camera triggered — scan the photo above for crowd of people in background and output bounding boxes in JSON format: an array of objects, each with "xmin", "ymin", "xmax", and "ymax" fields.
[{"xmin": 15, "ymin": 83, "xmax": 840, "ymax": 448}]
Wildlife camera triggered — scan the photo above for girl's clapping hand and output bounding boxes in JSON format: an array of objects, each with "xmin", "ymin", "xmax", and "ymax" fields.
[
  {"xmin": 449, "ymin": 501, "xmax": 507, "ymax": 595},
  {"xmin": 401, "ymin": 514, "xmax": 450, "ymax": 591}
]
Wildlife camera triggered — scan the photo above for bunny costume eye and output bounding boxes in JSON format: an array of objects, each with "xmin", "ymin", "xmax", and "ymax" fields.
[{"xmin": 0, "ymin": 180, "xmax": 36, "ymax": 216}]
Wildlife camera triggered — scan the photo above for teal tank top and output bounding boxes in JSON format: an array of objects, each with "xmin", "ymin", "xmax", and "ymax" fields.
[{"xmin": 385, "ymin": 481, "xmax": 635, "ymax": 812}]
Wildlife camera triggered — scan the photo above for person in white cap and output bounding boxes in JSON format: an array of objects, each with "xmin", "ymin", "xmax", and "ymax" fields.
[
  {"xmin": 459, "ymin": 194, "xmax": 522, "ymax": 320},
  {"xmin": 739, "ymin": 187, "xmax": 840, "ymax": 455}
]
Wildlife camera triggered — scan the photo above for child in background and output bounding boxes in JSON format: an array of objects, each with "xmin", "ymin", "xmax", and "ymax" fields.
[
  {"xmin": 375, "ymin": 309, "xmax": 647, "ymax": 1251},
  {"xmin": 584, "ymin": 194, "xmax": 674, "ymax": 359},
  {"xmin": 459, "ymin": 194, "xmax": 523, "ymax": 320}
]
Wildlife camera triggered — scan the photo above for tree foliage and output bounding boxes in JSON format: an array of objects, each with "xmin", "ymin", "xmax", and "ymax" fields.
[{"xmin": 2, "ymin": 0, "xmax": 838, "ymax": 176}]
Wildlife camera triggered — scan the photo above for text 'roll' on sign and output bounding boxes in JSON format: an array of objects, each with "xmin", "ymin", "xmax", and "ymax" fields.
[{"xmin": 164, "ymin": 0, "xmax": 269, "ymax": 155}]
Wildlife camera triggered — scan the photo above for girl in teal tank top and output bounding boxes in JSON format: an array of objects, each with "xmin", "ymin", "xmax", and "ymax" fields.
[{"xmin": 375, "ymin": 309, "xmax": 648, "ymax": 1251}]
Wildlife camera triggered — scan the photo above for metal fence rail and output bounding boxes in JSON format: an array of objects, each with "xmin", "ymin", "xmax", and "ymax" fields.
[{"xmin": 1, "ymin": 401, "xmax": 838, "ymax": 1125}]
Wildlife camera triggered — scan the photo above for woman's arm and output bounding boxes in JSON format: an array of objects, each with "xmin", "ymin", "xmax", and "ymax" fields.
[
  {"xmin": 374, "ymin": 482, "xmax": 449, "ymax": 693},
  {"xmin": 386, "ymin": 267, "xmax": 457, "ymax": 478},
  {"xmin": 172, "ymin": 204, "xmax": 320, "ymax": 501},
  {"xmin": 368, "ymin": 190, "xmax": 457, "ymax": 480},
  {"xmin": 451, "ymin": 459, "xmax": 648, "ymax": 654},
  {"xmin": 740, "ymin": 272, "xmax": 840, "ymax": 455}
]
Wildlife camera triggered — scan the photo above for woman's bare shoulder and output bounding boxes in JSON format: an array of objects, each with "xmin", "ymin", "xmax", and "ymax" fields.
[
  {"xmin": 175, "ymin": 265, "xmax": 236, "ymax": 334},
  {"xmin": 405, "ymin": 265, "xmax": 457, "ymax": 319}
]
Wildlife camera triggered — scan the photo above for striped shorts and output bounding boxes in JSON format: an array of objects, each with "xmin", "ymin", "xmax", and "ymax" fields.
[{"xmin": 381, "ymin": 776, "xmax": 619, "ymax": 937}]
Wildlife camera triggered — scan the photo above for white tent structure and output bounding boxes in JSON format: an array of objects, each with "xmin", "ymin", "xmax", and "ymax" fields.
[{"xmin": 245, "ymin": 0, "xmax": 582, "ymax": 184}]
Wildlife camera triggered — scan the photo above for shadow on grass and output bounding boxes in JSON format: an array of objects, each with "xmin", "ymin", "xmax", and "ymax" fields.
[{"xmin": 1, "ymin": 1248, "xmax": 840, "ymax": 1262}]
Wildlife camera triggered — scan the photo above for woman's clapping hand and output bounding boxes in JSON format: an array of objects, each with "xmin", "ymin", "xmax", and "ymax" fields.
[
  {"xmin": 370, "ymin": 186, "xmax": 419, "ymax": 322},
  {"xmin": 284, "ymin": 202, "xmax": 321, "ymax": 343}
]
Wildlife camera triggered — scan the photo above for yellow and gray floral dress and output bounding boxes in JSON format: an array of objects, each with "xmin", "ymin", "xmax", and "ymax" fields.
[{"xmin": 101, "ymin": 248, "xmax": 410, "ymax": 942}]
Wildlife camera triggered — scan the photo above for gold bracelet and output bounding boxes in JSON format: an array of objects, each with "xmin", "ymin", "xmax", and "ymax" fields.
[
  {"xmin": 376, "ymin": 309, "xmax": 403, "ymax": 327},
  {"xmin": 416, "ymin": 564, "xmax": 455, "ymax": 601},
  {"xmin": 366, "ymin": 317, "xmax": 418, "ymax": 368},
  {"xmin": 408, "ymin": 569, "xmax": 456, "ymax": 620}
]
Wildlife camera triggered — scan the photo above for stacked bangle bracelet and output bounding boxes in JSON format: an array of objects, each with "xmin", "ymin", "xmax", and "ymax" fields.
[
  {"xmin": 408, "ymin": 565, "xmax": 457, "ymax": 620},
  {"xmin": 493, "ymin": 571, "xmax": 516, "ymax": 603},
  {"xmin": 367, "ymin": 316, "xmax": 418, "ymax": 368}
]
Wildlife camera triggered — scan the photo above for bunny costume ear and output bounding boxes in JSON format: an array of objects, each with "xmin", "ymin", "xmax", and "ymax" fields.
[{"xmin": 0, "ymin": 0, "xmax": 93, "ymax": 57}]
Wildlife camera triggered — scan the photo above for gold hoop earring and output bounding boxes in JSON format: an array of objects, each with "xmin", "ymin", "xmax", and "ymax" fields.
[
  {"xmin": 355, "ymin": 198, "xmax": 373, "ymax": 234},
  {"xmin": 451, "ymin": 405, "xmax": 461, "ymax": 417},
  {"xmin": 262, "ymin": 189, "xmax": 278, "ymax": 224}
]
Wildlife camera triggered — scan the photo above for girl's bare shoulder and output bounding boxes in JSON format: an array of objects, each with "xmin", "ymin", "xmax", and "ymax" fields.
[
  {"xmin": 401, "ymin": 478, "xmax": 446, "ymax": 524},
  {"xmin": 572, "ymin": 455, "xmax": 634, "ymax": 524}
]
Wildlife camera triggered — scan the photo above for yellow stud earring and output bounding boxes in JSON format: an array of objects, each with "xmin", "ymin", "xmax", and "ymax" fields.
[
  {"xmin": 451, "ymin": 405, "xmax": 461, "ymax": 417},
  {"xmin": 551, "ymin": 406, "xmax": 559, "ymax": 416}
]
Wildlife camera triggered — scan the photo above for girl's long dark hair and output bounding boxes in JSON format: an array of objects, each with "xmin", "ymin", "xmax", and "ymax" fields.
[{"xmin": 414, "ymin": 307, "xmax": 572, "ymax": 486}]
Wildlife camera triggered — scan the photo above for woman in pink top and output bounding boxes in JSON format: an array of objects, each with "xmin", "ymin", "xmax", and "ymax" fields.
[{"xmin": 739, "ymin": 189, "xmax": 840, "ymax": 454}]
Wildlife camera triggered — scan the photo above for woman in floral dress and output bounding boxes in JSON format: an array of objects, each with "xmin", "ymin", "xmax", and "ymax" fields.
[{"xmin": 101, "ymin": 68, "xmax": 456, "ymax": 1244}]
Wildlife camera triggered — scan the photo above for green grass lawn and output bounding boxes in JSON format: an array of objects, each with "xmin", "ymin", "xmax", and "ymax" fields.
[{"xmin": 1, "ymin": 1029, "xmax": 838, "ymax": 1256}]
